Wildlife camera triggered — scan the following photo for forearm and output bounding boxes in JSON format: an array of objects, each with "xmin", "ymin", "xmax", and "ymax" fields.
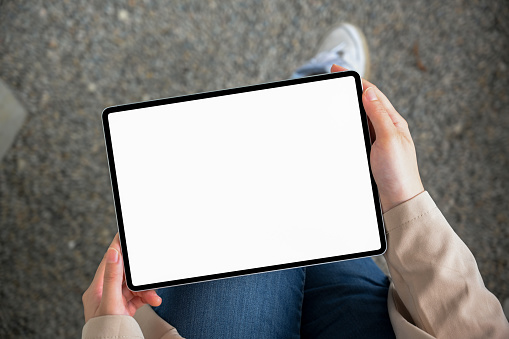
[{"xmin": 383, "ymin": 191, "xmax": 509, "ymax": 338}]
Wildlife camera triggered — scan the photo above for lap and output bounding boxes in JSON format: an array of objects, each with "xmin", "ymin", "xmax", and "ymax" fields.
[
  {"xmin": 153, "ymin": 268, "xmax": 305, "ymax": 339},
  {"xmin": 301, "ymin": 258, "xmax": 395, "ymax": 339},
  {"xmin": 152, "ymin": 258, "xmax": 395, "ymax": 339}
]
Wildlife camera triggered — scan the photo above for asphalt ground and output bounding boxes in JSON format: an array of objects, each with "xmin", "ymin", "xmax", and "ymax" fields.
[{"xmin": 0, "ymin": 0, "xmax": 508, "ymax": 337}]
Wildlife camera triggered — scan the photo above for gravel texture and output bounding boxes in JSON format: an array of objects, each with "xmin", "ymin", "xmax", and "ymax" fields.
[{"xmin": 0, "ymin": 0, "xmax": 508, "ymax": 337}]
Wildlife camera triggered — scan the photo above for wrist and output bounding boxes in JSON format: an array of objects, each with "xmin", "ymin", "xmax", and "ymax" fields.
[{"xmin": 380, "ymin": 183, "xmax": 425, "ymax": 213}]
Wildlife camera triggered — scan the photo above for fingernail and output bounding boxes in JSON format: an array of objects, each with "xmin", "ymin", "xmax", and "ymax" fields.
[
  {"xmin": 106, "ymin": 248, "xmax": 119, "ymax": 263},
  {"xmin": 365, "ymin": 87, "xmax": 378, "ymax": 102}
]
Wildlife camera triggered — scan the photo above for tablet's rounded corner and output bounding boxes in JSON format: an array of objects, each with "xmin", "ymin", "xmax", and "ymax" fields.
[
  {"xmin": 378, "ymin": 235, "xmax": 388, "ymax": 256},
  {"xmin": 341, "ymin": 69, "xmax": 361, "ymax": 81},
  {"xmin": 101, "ymin": 105, "xmax": 115, "ymax": 122},
  {"xmin": 125, "ymin": 278, "xmax": 141, "ymax": 293}
]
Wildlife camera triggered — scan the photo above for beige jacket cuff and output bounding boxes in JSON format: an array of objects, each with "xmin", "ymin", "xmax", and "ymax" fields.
[
  {"xmin": 134, "ymin": 305, "xmax": 184, "ymax": 339},
  {"xmin": 81, "ymin": 308, "xmax": 184, "ymax": 339},
  {"xmin": 82, "ymin": 315, "xmax": 144, "ymax": 339},
  {"xmin": 383, "ymin": 191, "xmax": 509, "ymax": 338}
]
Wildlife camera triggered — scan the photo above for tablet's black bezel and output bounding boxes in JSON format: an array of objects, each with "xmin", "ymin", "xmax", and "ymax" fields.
[{"xmin": 102, "ymin": 70, "xmax": 386, "ymax": 292}]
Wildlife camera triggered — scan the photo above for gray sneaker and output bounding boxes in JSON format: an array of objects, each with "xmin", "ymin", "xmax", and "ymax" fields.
[{"xmin": 291, "ymin": 23, "xmax": 370, "ymax": 79}]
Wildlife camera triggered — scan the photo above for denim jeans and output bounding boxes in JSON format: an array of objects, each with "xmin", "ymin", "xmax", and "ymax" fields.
[{"xmin": 153, "ymin": 257, "xmax": 395, "ymax": 338}]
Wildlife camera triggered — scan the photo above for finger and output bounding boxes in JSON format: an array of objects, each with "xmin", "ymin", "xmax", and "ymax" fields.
[
  {"xmin": 370, "ymin": 88, "xmax": 408, "ymax": 130},
  {"xmin": 330, "ymin": 64, "xmax": 348, "ymax": 73},
  {"xmin": 363, "ymin": 87, "xmax": 397, "ymax": 140},
  {"xmin": 110, "ymin": 232, "xmax": 121, "ymax": 252},
  {"xmin": 122, "ymin": 284, "xmax": 135, "ymax": 302},
  {"xmin": 121, "ymin": 283, "xmax": 161, "ymax": 306},
  {"xmin": 100, "ymin": 245, "xmax": 124, "ymax": 308},
  {"xmin": 367, "ymin": 116, "xmax": 376, "ymax": 144},
  {"xmin": 139, "ymin": 290, "xmax": 162, "ymax": 306},
  {"xmin": 89, "ymin": 233, "xmax": 122, "ymax": 292},
  {"xmin": 361, "ymin": 79, "xmax": 374, "ymax": 92},
  {"xmin": 128, "ymin": 296, "xmax": 146, "ymax": 313},
  {"xmin": 89, "ymin": 257, "xmax": 107, "ymax": 294}
]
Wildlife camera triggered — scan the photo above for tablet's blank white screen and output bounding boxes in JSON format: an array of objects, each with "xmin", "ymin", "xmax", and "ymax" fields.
[{"xmin": 108, "ymin": 76, "xmax": 381, "ymax": 287}]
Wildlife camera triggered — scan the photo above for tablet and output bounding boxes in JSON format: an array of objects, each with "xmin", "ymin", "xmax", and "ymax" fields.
[{"xmin": 102, "ymin": 71, "xmax": 386, "ymax": 292}]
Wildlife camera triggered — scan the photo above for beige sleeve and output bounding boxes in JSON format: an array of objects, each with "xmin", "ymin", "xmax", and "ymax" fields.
[
  {"xmin": 81, "ymin": 306, "xmax": 184, "ymax": 339},
  {"xmin": 81, "ymin": 315, "xmax": 144, "ymax": 339},
  {"xmin": 383, "ymin": 191, "xmax": 509, "ymax": 338},
  {"xmin": 134, "ymin": 305, "xmax": 185, "ymax": 339}
]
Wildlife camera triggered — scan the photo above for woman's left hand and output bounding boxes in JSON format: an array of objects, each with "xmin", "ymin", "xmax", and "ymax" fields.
[{"xmin": 82, "ymin": 233, "xmax": 162, "ymax": 323}]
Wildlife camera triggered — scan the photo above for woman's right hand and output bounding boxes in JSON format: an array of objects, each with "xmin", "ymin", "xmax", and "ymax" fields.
[{"xmin": 331, "ymin": 65, "xmax": 424, "ymax": 213}]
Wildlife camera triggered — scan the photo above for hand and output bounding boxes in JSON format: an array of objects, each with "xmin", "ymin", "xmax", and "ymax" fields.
[
  {"xmin": 82, "ymin": 233, "xmax": 162, "ymax": 323},
  {"xmin": 331, "ymin": 65, "xmax": 424, "ymax": 213}
]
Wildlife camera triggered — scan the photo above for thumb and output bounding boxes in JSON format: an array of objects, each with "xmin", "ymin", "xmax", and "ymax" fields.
[
  {"xmin": 362, "ymin": 87, "xmax": 396, "ymax": 140},
  {"xmin": 100, "ymin": 247, "xmax": 124, "ymax": 311}
]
